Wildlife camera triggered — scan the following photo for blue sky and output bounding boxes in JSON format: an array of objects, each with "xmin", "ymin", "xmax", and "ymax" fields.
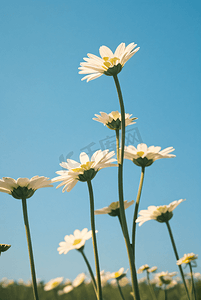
[{"xmin": 0, "ymin": 0, "xmax": 201, "ymax": 284}]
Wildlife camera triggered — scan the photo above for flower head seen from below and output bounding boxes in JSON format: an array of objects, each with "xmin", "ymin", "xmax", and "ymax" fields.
[
  {"xmin": 95, "ymin": 200, "xmax": 134, "ymax": 217},
  {"xmin": 154, "ymin": 271, "xmax": 177, "ymax": 289},
  {"xmin": 52, "ymin": 149, "xmax": 116, "ymax": 192},
  {"xmin": 177, "ymin": 253, "xmax": 198, "ymax": 266},
  {"xmin": 0, "ymin": 176, "xmax": 53, "ymax": 199},
  {"xmin": 136, "ymin": 199, "xmax": 185, "ymax": 226},
  {"xmin": 137, "ymin": 264, "xmax": 157, "ymax": 274},
  {"xmin": 110, "ymin": 267, "xmax": 128, "ymax": 281},
  {"xmin": 0, "ymin": 244, "xmax": 11, "ymax": 256},
  {"xmin": 124, "ymin": 143, "xmax": 175, "ymax": 168},
  {"xmin": 79, "ymin": 42, "xmax": 140, "ymax": 82},
  {"xmin": 57, "ymin": 228, "xmax": 94, "ymax": 254},
  {"xmin": 44, "ymin": 277, "xmax": 63, "ymax": 291},
  {"xmin": 137, "ymin": 264, "xmax": 150, "ymax": 274},
  {"xmin": 93, "ymin": 111, "xmax": 137, "ymax": 130},
  {"xmin": 148, "ymin": 266, "xmax": 158, "ymax": 273}
]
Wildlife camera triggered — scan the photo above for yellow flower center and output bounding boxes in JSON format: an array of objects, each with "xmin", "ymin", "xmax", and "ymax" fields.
[
  {"xmin": 157, "ymin": 206, "xmax": 167, "ymax": 213},
  {"xmin": 109, "ymin": 202, "xmax": 119, "ymax": 210},
  {"xmin": 137, "ymin": 151, "xmax": 144, "ymax": 157},
  {"xmin": 73, "ymin": 239, "xmax": 82, "ymax": 246},
  {"xmin": 72, "ymin": 161, "xmax": 94, "ymax": 173},
  {"xmin": 110, "ymin": 111, "xmax": 120, "ymax": 120},
  {"xmin": 114, "ymin": 272, "xmax": 120, "ymax": 278},
  {"xmin": 52, "ymin": 281, "xmax": 59, "ymax": 288},
  {"xmin": 102, "ymin": 57, "xmax": 120, "ymax": 70},
  {"xmin": 182, "ymin": 255, "xmax": 196, "ymax": 264}
]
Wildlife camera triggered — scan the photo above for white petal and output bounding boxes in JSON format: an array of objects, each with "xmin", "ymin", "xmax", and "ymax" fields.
[
  {"xmin": 99, "ymin": 45, "xmax": 114, "ymax": 58},
  {"xmin": 79, "ymin": 152, "xmax": 90, "ymax": 164},
  {"xmin": 114, "ymin": 43, "xmax": 125, "ymax": 57}
]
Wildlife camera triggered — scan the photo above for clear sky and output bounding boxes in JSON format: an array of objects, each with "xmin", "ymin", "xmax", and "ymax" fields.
[{"xmin": 0, "ymin": 0, "xmax": 201, "ymax": 284}]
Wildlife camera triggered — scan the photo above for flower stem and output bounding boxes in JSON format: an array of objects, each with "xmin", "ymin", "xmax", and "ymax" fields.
[
  {"xmin": 115, "ymin": 129, "xmax": 120, "ymax": 164},
  {"xmin": 87, "ymin": 180, "xmax": 103, "ymax": 300},
  {"xmin": 21, "ymin": 198, "xmax": 39, "ymax": 300},
  {"xmin": 132, "ymin": 167, "xmax": 145, "ymax": 258},
  {"xmin": 165, "ymin": 221, "xmax": 190, "ymax": 300},
  {"xmin": 146, "ymin": 271, "xmax": 157, "ymax": 300},
  {"xmin": 79, "ymin": 248, "xmax": 98, "ymax": 298},
  {"xmin": 164, "ymin": 288, "xmax": 168, "ymax": 300},
  {"xmin": 113, "ymin": 74, "xmax": 141, "ymax": 300},
  {"xmin": 117, "ymin": 280, "xmax": 126, "ymax": 300},
  {"xmin": 189, "ymin": 262, "xmax": 197, "ymax": 300}
]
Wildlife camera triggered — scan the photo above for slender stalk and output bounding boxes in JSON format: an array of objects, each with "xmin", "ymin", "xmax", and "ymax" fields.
[
  {"xmin": 117, "ymin": 214, "xmax": 124, "ymax": 233},
  {"xmin": 21, "ymin": 198, "xmax": 39, "ymax": 300},
  {"xmin": 117, "ymin": 280, "xmax": 126, "ymax": 300},
  {"xmin": 115, "ymin": 129, "xmax": 120, "ymax": 164},
  {"xmin": 189, "ymin": 262, "xmax": 197, "ymax": 300},
  {"xmin": 164, "ymin": 288, "xmax": 167, "ymax": 300},
  {"xmin": 87, "ymin": 180, "xmax": 103, "ymax": 300},
  {"xmin": 113, "ymin": 74, "xmax": 141, "ymax": 300},
  {"xmin": 165, "ymin": 221, "xmax": 190, "ymax": 300},
  {"xmin": 132, "ymin": 167, "xmax": 145, "ymax": 258},
  {"xmin": 53, "ymin": 288, "xmax": 59, "ymax": 300},
  {"xmin": 146, "ymin": 271, "xmax": 157, "ymax": 300},
  {"xmin": 79, "ymin": 248, "xmax": 98, "ymax": 298}
]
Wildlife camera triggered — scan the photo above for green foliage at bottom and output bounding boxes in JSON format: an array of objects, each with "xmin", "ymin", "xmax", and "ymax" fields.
[{"xmin": 0, "ymin": 280, "xmax": 201, "ymax": 300}]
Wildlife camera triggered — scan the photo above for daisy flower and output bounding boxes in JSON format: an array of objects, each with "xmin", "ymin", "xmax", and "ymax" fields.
[
  {"xmin": 72, "ymin": 273, "xmax": 86, "ymax": 287},
  {"xmin": 124, "ymin": 143, "xmax": 175, "ymax": 167},
  {"xmin": 137, "ymin": 264, "xmax": 157, "ymax": 275},
  {"xmin": 44, "ymin": 277, "xmax": 63, "ymax": 291},
  {"xmin": 79, "ymin": 42, "xmax": 140, "ymax": 82},
  {"xmin": 93, "ymin": 111, "xmax": 137, "ymax": 130},
  {"xmin": 177, "ymin": 253, "xmax": 198, "ymax": 265},
  {"xmin": 52, "ymin": 149, "xmax": 116, "ymax": 192},
  {"xmin": 137, "ymin": 264, "xmax": 150, "ymax": 274},
  {"xmin": 110, "ymin": 267, "xmax": 128, "ymax": 281},
  {"xmin": 154, "ymin": 271, "xmax": 177, "ymax": 289},
  {"xmin": 57, "ymin": 228, "xmax": 95, "ymax": 254},
  {"xmin": 63, "ymin": 285, "xmax": 73, "ymax": 293},
  {"xmin": 136, "ymin": 199, "xmax": 185, "ymax": 226},
  {"xmin": 0, "ymin": 176, "xmax": 52, "ymax": 199},
  {"xmin": 95, "ymin": 200, "xmax": 134, "ymax": 217},
  {"xmin": 148, "ymin": 266, "xmax": 158, "ymax": 273}
]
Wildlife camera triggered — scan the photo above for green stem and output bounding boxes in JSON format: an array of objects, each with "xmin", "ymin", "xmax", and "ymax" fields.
[
  {"xmin": 117, "ymin": 214, "xmax": 124, "ymax": 233},
  {"xmin": 53, "ymin": 288, "xmax": 59, "ymax": 300},
  {"xmin": 117, "ymin": 280, "xmax": 126, "ymax": 300},
  {"xmin": 79, "ymin": 248, "xmax": 98, "ymax": 298},
  {"xmin": 146, "ymin": 271, "xmax": 157, "ymax": 300},
  {"xmin": 164, "ymin": 288, "xmax": 167, "ymax": 300},
  {"xmin": 132, "ymin": 167, "xmax": 145, "ymax": 258},
  {"xmin": 189, "ymin": 262, "xmax": 197, "ymax": 300},
  {"xmin": 113, "ymin": 74, "xmax": 141, "ymax": 300},
  {"xmin": 87, "ymin": 180, "xmax": 103, "ymax": 300},
  {"xmin": 115, "ymin": 129, "xmax": 120, "ymax": 164},
  {"xmin": 165, "ymin": 221, "xmax": 190, "ymax": 300},
  {"xmin": 21, "ymin": 198, "xmax": 39, "ymax": 300}
]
